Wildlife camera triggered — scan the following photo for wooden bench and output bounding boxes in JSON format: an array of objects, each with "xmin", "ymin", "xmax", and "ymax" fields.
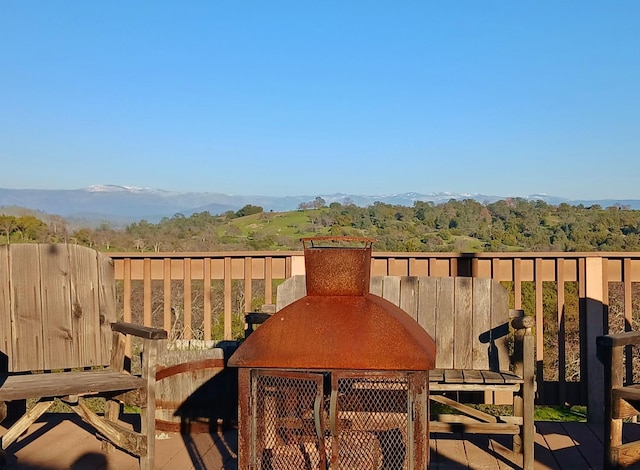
[
  {"xmin": 0, "ymin": 243, "xmax": 167, "ymax": 470},
  {"xmin": 597, "ymin": 331, "xmax": 640, "ymax": 469},
  {"xmin": 277, "ymin": 275, "xmax": 535, "ymax": 469}
]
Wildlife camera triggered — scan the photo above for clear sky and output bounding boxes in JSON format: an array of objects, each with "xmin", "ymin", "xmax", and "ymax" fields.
[{"xmin": 1, "ymin": 2, "xmax": 638, "ymax": 199}]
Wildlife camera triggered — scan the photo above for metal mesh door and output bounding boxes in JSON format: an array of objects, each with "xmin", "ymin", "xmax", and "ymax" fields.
[
  {"xmin": 331, "ymin": 373, "xmax": 410, "ymax": 470},
  {"xmin": 252, "ymin": 371, "xmax": 327, "ymax": 469},
  {"xmin": 250, "ymin": 370, "xmax": 414, "ymax": 470}
]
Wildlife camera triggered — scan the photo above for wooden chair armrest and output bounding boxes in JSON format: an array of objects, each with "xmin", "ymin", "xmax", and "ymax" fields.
[
  {"xmin": 597, "ymin": 331, "xmax": 640, "ymax": 349},
  {"xmin": 111, "ymin": 322, "xmax": 167, "ymax": 340},
  {"xmin": 509, "ymin": 309, "xmax": 534, "ymax": 331},
  {"xmin": 511, "ymin": 315, "xmax": 535, "ymax": 331}
]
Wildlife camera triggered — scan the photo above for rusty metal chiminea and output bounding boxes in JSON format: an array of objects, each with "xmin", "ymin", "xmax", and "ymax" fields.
[{"xmin": 229, "ymin": 237, "xmax": 436, "ymax": 469}]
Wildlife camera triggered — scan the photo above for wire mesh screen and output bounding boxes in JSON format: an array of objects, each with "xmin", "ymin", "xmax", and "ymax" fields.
[
  {"xmin": 253, "ymin": 372, "xmax": 326, "ymax": 469},
  {"xmin": 334, "ymin": 375, "xmax": 408, "ymax": 469},
  {"xmin": 251, "ymin": 371, "xmax": 411, "ymax": 470}
]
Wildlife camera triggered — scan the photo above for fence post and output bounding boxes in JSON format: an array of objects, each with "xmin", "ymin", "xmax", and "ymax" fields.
[{"xmin": 585, "ymin": 256, "xmax": 606, "ymax": 423}]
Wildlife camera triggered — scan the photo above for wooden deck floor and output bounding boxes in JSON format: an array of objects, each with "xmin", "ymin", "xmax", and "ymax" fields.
[{"xmin": 2, "ymin": 415, "xmax": 640, "ymax": 469}]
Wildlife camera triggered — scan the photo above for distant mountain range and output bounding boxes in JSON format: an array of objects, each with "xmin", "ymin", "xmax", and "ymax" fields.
[{"xmin": 1, "ymin": 185, "xmax": 639, "ymax": 227}]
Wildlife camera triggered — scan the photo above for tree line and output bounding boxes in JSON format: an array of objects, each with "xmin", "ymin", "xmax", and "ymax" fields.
[{"xmin": 2, "ymin": 198, "xmax": 640, "ymax": 253}]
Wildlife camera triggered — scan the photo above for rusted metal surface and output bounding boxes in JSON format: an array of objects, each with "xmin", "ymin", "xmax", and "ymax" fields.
[
  {"xmin": 301, "ymin": 236, "xmax": 374, "ymax": 296},
  {"xmin": 229, "ymin": 237, "xmax": 436, "ymax": 371},
  {"xmin": 229, "ymin": 294, "xmax": 436, "ymax": 370}
]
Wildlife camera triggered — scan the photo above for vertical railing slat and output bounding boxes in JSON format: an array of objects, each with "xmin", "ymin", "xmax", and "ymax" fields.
[
  {"xmin": 184, "ymin": 258, "xmax": 192, "ymax": 340},
  {"xmin": 584, "ymin": 256, "xmax": 605, "ymax": 423},
  {"xmin": 204, "ymin": 258, "xmax": 212, "ymax": 341},
  {"xmin": 244, "ymin": 257, "xmax": 252, "ymax": 314},
  {"xmin": 535, "ymin": 258, "xmax": 545, "ymax": 404},
  {"xmin": 143, "ymin": 258, "xmax": 152, "ymax": 327},
  {"xmin": 163, "ymin": 258, "xmax": 171, "ymax": 334},
  {"xmin": 578, "ymin": 257, "xmax": 587, "ymax": 405},
  {"xmin": 224, "ymin": 257, "xmax": 232, "ymax": 340},
  {"xmin": 557, "ymin": 258, "xmax": 566, "ymax": 405},
  {"xmin": 514, "ymin": 258, "xmax": 522, "ymax": 310},
  {"xmin": 624, "ymin": 257, "xmax": 633, "ymax": 385},
  {"xmin": 265, "ymin": 257, "xmax": 273, "ymax": 305}
]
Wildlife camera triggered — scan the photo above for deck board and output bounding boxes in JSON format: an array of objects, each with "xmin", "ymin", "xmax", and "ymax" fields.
[
  {"xmin": 536, "ymin": 422, "xmax": 587, "ymax": 470},
  {"xmin": 561, "ymin": 422, "xmax": 604, "ymax": 469},
  {"xmin": 4, "ymin": 415, "xmax": 640, "ymax": 469}
]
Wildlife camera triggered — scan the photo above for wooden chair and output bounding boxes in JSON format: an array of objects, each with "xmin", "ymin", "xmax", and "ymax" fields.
[
  {"xmin": 597, "ymin": 331, "xmax": 640, "ymax": 469},
  {"xmin": 277, "ymin": 275, "xmax": 536, "ymax": 469},
  {"xmin": 0, "ymin": 243, "xmax": 167, "ymax": 470}
]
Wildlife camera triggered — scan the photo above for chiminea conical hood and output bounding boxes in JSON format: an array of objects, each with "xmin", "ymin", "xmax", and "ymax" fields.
[{"xmin": 229, "ymin": 237, "xmax": 436, "ymax": 371}]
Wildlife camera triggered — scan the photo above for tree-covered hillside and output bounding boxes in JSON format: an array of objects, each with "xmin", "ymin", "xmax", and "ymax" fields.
[{"xmin": 2, "ymin": 198, "xmax": 640, "ymax": 252}]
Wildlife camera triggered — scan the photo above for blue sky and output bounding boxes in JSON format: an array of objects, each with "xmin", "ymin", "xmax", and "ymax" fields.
[{"xmin": 1, "ymin": 2, "xmax": 638, "ymax": 199}]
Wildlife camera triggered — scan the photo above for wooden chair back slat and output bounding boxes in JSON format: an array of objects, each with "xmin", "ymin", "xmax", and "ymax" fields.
[
  {"xmin": 471, "ymin": 277, "xmax": 492, "ymax": 370},
  {"xmin": 416, "ymin": 276, "xmax": 438, "ymax": 352},
  {"xmin": 454, "ymin": 277, "xmax": 474, "ymax": 369},
  {"xmin": 0, "ymin": 246, "xmax": 13, "ymax": 371},
  {"xmin": 70, "ymin": 244, "xmax": 103, "ymax": 367},
  {"xmin": 99, "ymin": 250, "xmax": 117, "ymax": 362},
  {"xmin": 9, "ymin": 244, "xmax": 46, "ymax": 371},
  {"xmin": 433, "ymin": 277, "xmax": 455, "ymax": 369},
  {"xmin": 275, "ymin": 274, "xmax": 306, "ymax": 311},
  {"xmin": 2, "ymin": 244, "xmax": 114, "ymax": 372},
  {"xmin": 492, "ymin": 282, "xmax": 511, "ymax": 370},
  {"xmin": 40, "ymin": 243, "xmax": 75, "ymax": 369}
]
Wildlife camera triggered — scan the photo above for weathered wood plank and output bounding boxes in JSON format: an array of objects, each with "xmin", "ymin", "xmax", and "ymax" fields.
[
  {"xmin": 481, "ymin": 370, "xmax": 507, "ymax": 384},
  {"xmin": 444, "ymin": 369, "xmax": 464, "ymax": 384},
  {"xmin": 417, "ymin": 276, "xmax": 437, "ymax": 340},
  {"xmin": 99, "ymin": 251, "xmax": 117, "ymax": 365},
  {"xmin": 399, "ymin": 276, "xmax": 418, "ymax": 320},
  {"xmin": 1, "ymin": 399, "xmax": 53, "ymax": 448},
  {"xmin": 72, "ymin": 400, "xmax": 146, "ymax": 458},
  {"xmin": 430, "ymin": 421, "xmax": 519, "ymax": 434},
  {"xmin": 462, "ymin": 369, "xmax": 484, "ymax": 384},
  {"xmin": 9, "ymin": 244, "xmax": 45, "ymax": 371},
  {"xmin": 436, "ymin": 277, "xmax": 455, "ymax": 370},
  {"xmin": 0, "ymin": 370, "xmax": 146, "ymax": 401},
  {"xmin": 454, "ymin": 277, "xmax": 474, "ymax": 370},
  {"xmin": 492, "ymin": 281, "xmax": 511, "ymax": 371},
  {"xmin": 382, "ymin": 275, "xmax": 400, "ymax": 306},
  {"xmin": 429, "ymin": 369, "xmax": 444, "ymax": 382},
  {"xmin": 369, "ymin": 275, "xmax": 383, "ymax": 297},
  {"xmin": 472, "ymin": 277, "xmax": 492, "ymax": 370},
  {"xmin": 276, "ymin": 275, "xmax": 305, "ymax": 310},
  {"xmin": 39, "ymin": 243, "xmax": 75, "ymax": 370},
  {"xmin": 431, "ymin": 383, "xmax": 520, "ymax": 392},
  {"xmin": 69, "ymin": 244, "xmax": 102, "ymax": 367},
  {"xmin": 431, "ymin": 394, "xmax": 497, "ymax": 423},
  {"xmin": 0, "ymin": 245, "xmax": 12, "ymax": 372}
]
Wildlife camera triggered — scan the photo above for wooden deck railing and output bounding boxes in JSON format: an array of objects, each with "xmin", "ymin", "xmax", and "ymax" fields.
[{"xmin": 109, "ymin": 250, "xmax": 640, "ymax": 423}]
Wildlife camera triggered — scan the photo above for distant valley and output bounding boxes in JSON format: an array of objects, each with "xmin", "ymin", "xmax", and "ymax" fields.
[{"xmin": 1, "ymin": 184, "xmax": 639, "ymax": 227}]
